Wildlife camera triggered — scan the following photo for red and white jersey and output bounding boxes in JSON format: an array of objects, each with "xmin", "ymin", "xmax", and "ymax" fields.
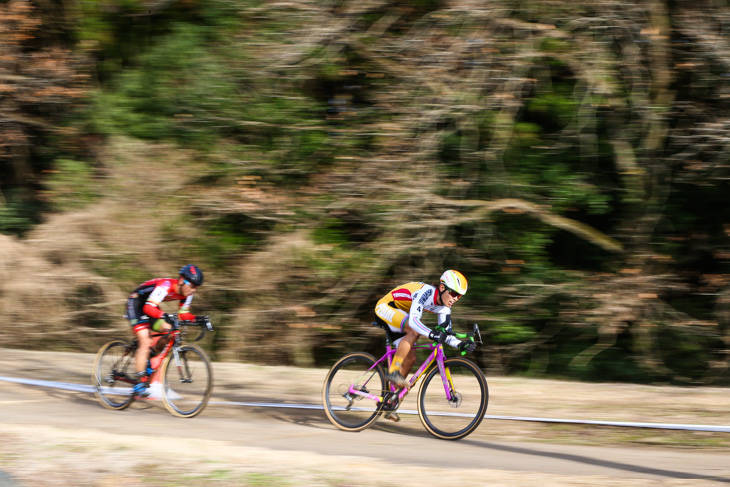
[{"xmin": 128, "ymin": 278, "xmax": 195, "ymax": 321}]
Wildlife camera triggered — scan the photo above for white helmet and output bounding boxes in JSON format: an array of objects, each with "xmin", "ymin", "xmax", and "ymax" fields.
[{"xmin": 440, "ymin": 270, "xmax": 467, "ymax": 296}]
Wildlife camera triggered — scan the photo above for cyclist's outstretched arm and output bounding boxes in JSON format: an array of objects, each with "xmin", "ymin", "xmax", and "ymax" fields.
[{"xmin": 407, "ymin": 290, "xmax": 463, "ymax": 349}]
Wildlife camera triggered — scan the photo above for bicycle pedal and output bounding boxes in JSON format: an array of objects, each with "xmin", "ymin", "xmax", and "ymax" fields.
[{"xmin": 384, "ymin": 411, "xmax": 400, "ymax": 422}]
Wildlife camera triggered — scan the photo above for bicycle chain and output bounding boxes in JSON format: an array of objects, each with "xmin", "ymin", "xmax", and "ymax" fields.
[{"xmin": 380, "ymin": 391, "xmax": 400, "ymax": 411}]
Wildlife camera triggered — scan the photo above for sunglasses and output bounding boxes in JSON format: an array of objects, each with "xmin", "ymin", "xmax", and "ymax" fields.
[
  {"xmin": 445, "ymin": 287, "xmax": 461, "ymax": 299},
  {"xmin": 183, "ymin": 279, "xmax": 198, "ymax": 288}
]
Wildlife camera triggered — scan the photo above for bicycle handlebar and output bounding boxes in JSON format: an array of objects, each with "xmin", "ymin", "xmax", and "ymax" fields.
[
  {"xmin": 433, "ymin": 323, "xmax": 483, "ymax": 355},
  {"xmin": 468, "ymin": 323, "xmax": 483, "ymax": 343},
  {"xmin": 172, "ymin": 316, "xmax": 214, "ymax": 342}
]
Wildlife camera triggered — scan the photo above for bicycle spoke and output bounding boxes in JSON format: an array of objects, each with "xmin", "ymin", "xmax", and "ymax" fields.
[
  {"xmin": 417, "ymin": 358, "xmax": 488, "ymax": 440},
  {"xmin": 323, "ymin": 353, "xmax": 385, "ymax": 432},
  {"xmin": 92, "ymin": 340, "xmax": 136, "ymax": 410},
  {"xmin": 161, "ymin": 344, "xmax": 213, "ymax": 418}
]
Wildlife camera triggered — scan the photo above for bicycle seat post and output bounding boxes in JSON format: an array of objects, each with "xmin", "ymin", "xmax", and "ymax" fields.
[{"xmin": 372, "ymin": 320, "xmax": 396, "ymax": 349}]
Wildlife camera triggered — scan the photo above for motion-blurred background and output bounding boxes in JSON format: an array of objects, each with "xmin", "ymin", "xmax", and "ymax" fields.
[{"xmin": 1, "ymin": 0, "xmax": 728, "ymax": 385}]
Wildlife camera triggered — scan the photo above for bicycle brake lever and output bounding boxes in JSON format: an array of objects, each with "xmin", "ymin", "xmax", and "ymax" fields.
[{"xmin": 473, "ymin": 323, "xmax": 483, "ymax": 345}]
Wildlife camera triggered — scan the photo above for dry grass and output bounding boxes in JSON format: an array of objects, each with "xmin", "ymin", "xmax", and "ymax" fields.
[{"xmin": 0, "ymin": 138, "xmax": 201, "ymax": 352}]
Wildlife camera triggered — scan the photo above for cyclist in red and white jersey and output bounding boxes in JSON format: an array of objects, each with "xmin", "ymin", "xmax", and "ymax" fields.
[
  {"xmin": 125, "ymin": 264, "xmax": 205, "ymax": 395},
  {"xmin": 375, "ymin": 270, "xmax": 474, "ymax": 389}
]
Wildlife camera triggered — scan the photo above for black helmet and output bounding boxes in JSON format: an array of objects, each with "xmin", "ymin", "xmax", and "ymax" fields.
[{"xmin": 179, "ymin": 264, "xmax": 204, "ymax": 286}]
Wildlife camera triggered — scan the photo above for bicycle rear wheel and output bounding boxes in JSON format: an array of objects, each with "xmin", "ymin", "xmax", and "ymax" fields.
[
  {"xmin": 322, "ymin": 352, "xmax": 386, "ymax": 432},
  {"xmin": 417, "ymin": 357, "xmax": 488, "ymax": 440},
  {"xmin": 160, "ymin": 344, "xmax": 213, "ymax": 418},
  {"xmin": 92, "ymin": 340, "xmax": 136, "ymax": 410}
]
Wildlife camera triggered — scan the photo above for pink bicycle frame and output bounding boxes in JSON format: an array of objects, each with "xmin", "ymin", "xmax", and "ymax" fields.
[{"xmin": 347, "ymin": 341, "xmax": 455, "ymax": 404}]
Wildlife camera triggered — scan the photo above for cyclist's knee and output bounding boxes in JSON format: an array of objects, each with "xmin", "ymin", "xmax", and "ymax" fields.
[{"xmin": 402, "ymin": 328, "xmax": 419, "ymax": 342}]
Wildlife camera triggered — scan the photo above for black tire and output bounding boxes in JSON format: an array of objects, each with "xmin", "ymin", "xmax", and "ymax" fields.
[
  {"xmin": 322, "ymin": 352, "xmax": 386, "ymax": 432},
  {"xmin": 160, "ymin": 344, "xmax": 213, "ymax": 418},
  {"xmin": 92, "ymin": 340, "xmax": 137, "ymax": 410},
  {"xmin": 417, "ymin": 357, "xmax": 488, "ymax": 440}
]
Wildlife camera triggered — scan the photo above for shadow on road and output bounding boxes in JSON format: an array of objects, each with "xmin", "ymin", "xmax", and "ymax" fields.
[{"xmin": 457, "ymin": 438, "xmax": 730, "ymax": 483}]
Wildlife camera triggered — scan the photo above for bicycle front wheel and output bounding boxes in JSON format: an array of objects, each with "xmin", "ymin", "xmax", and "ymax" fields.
[
  {"xmin": 92, "ymin": 340, "xmax": 136, "ymax": 410},
  {"xmin": 417, "ymin": 357, "xmax": 488, "ymax": 440},
  {"xmin": 160, "ymin": 344, "xmax": 213, "ymax": 418},
  {"xmin": 322, "ymin": 352, "xmax": 386, "ymax": 432}
]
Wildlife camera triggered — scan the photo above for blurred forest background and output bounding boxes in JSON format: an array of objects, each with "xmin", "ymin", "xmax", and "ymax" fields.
[{"xmin": 1, "ymin": 0, "xmax": 729, "ymax": 385}]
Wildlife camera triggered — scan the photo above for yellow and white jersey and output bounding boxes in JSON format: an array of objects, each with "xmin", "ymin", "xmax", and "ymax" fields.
[{"xmin": 375, "ymin": 282, "xmax": 452, "ymax": 338}]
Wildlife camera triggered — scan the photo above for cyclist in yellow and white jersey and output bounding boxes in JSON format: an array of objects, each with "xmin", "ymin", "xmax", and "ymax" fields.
[{"xmin": 375, "ymin": 270, "xmax": 474, "ymax": 389}]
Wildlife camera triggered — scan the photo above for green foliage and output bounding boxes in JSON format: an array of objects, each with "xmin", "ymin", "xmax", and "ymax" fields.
[
  {"xmin": 43, "ymin": 159, "xmax": 98, "ymax": 211},
  {"xmin": 7, "ymin": 0, "xmax": 728, "ymax": 385},
  {"xmin": 0, "ymin": 190, "xmax": 40, "ymax": 236},
  {"xmin": 657, "ymin": 325, "xmax": 724, "ymax": 381},
  {"xmin": 87, "ymin": 23, "xmax": 238, "ymax": 143},
  {"xmin": 0, "ymin": 206, "xmax": 26, "ymax": 234},
  {"xmin": 313, "ymin": 218, "xmax": 349, "ymax": 246},
  {"xmin": 526, "ymin": 91, "xmax": 579, "ymax": 129},
  {"xmin": 86, "ymin": 252, "xmax": 154, "ymax": 288},
  {"xmin": 539, "ymin": 37, "xmax": 571, "ymax": 53},
  {"xmin": 488, "ymin": 315, "xmax": 539, "ymax": 344},
  {"xmin": 404, "ymin": 0, "xmax": 445, "ymax": 11},
  {"xmin": 196, "ymin": 215, "xmax": 270, "ymax": 269},
  {"xmin": 84, "ymin": 18, "xmax": 333, "ymax": 185},
  {"xmin": 75, "ymin": 0, "xmax": 245, "ymax": 78},
  {"xmin": 557, "ymin": 330, "xmax": 650, "ymax": 383}
]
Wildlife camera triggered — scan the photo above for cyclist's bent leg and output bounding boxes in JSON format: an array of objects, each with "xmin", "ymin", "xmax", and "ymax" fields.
[
  {"xmin": 150, "ymin": 318, "xmax": 172, "ymax": 354},
  {"xmin": 390, "ymin": 332, "xmax": 418, "ymax": 379},
  {"xmin": 375, "ymin": 300, "xmax": 416, "ymax": 387},
  {"xmin": 400, "ymin": 335, "xmax": 420, "ymax": 377},
  {"xmin": 127, "ymin": 295, "xmax": 156, "ymax": 376},
  {"xmin": 130, "ymin": 324, "xmax": 154, "ymax": 396},
  {"xmin": 132, "ymin": 323, "xmax": 153, "ymax": 374}
]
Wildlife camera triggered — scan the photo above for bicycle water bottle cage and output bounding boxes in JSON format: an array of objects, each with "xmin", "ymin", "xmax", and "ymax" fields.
[{"xmin": 371, "ymin": 319, "xmax": 401, "ymax": 348}]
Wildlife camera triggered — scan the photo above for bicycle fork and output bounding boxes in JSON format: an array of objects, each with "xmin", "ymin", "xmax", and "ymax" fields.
[
  {"xmin": 171, "ymin": 346, "xmax": 193, "ymax": 383},
  {"xmin": 437, "ymin": 357, "xmax": 460, "ymax": 405}
]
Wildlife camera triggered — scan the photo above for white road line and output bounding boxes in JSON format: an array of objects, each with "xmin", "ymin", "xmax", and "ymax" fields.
[{"xmin": 2, "ymin": 375, "xmax": 729, "ymax": 433}]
